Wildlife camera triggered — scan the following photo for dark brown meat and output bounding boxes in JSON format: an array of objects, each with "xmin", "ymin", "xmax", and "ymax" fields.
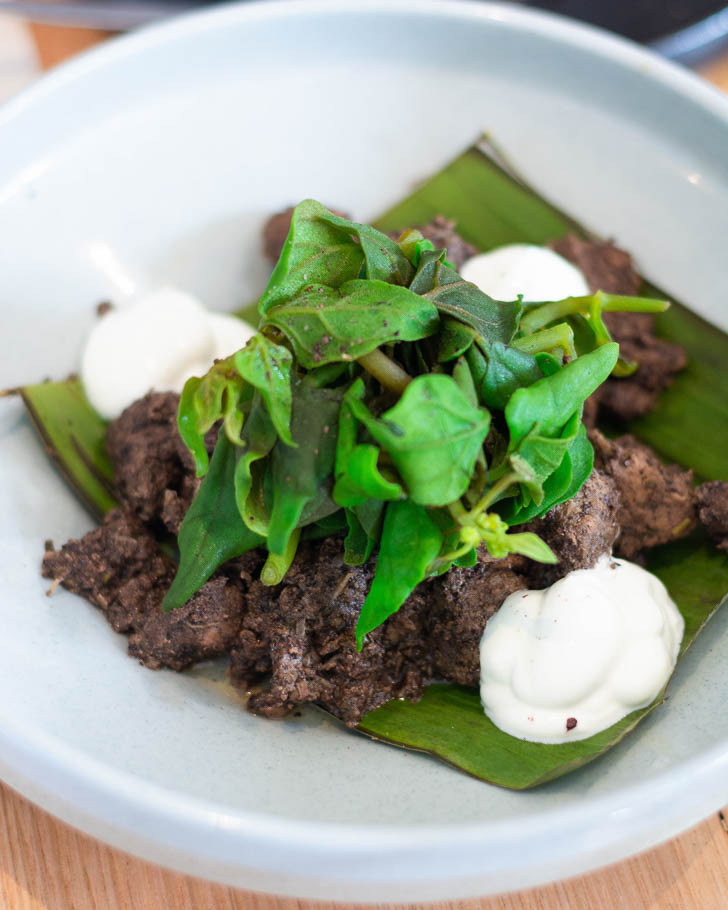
[
  {"xmin": 415, "ymin": 215, "xmax": 478, "ymax": 269},
  {"xmin": 551, "ymin": 234, "xmax": 642, "ymax": 296},
  {"xmin": 554, "ymin": 234, "xmax": 686, "ymax": 423},
  {"xmin": 519, "ymin": 469, "xmax": 621, "ymax": 587},
  {"xmin": 42, "ymin": 509, "xmax": 246, "ymax": 671},
  {"xmin": 106, "ymin": 392, "xmax": 190, "ymax": 527},
  {"xmin": 695, "ymin": 481, "xmax": 728, "ymax": 552},
  {"xmin": 231, "ymin": 537, "xmax": 432, "ymax": 725},
  {"xmin": 426, "ymin": 552, "xmax": 527, "ymax": 686},
  {"xmin": 105, "ymin": 392, "xmax": 218, "ymax": 534},
  {"xmin": 590, "ymin": 430, "xmax": 696, "ymax": 558},
  {"xmin": 128, "ymin": 576, "xmax": 244, "ymax": 671},
  {"xmin": 595, "ymin": 312, "xmax": 688, "ymax": 421}
]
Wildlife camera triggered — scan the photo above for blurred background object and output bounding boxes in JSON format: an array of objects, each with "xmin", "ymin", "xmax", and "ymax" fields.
[
  {"xmin": 0, "ymin": 0, "xmax": 727, "ymax": 65},
  {"xmin": 0, "ymin": 0, "xmax": 726, "ymax": 103}
]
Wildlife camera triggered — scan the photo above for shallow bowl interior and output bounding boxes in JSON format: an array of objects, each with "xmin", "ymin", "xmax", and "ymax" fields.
[{"xmin": 0, "ymin": 0, "xmax": 727, "ymax": 901}]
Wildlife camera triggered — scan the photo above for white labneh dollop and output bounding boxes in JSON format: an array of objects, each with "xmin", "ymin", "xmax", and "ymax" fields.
[
  {"xmin": 81, "ymin": 287, "xmax": 254, "ymax": 420},
  {"xmin": 479, "ymin": 555, "xmax": 684, "ymax": 743},
  {"xmin": 460, "ymin": 243, "xmax": 590, "ymax": 302}
]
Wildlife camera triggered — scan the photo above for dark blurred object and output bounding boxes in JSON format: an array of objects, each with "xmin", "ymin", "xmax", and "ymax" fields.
[
  {"xmin": 1, "ymin": 0, "xmax": 727, "ymax": 66},
  {"xmin": 523, "ymin": 0, "xmax": 728, "ymax": 64}
]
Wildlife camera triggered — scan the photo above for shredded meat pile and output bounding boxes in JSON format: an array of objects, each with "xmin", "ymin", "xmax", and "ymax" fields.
[
  {"xmin": 41, "ymin": 224, "xmax": 723, "ymax": 726},
  {"xmin": 695, "ymin": 482, "xmax": 728, "ymax": 552},
  {"xmin": 553, "ymin": 233, "xmax": 687, "ymax": 423},
  {"xmin": 42, "ymin": 508, "xmax": 249, "ymax": 671}
]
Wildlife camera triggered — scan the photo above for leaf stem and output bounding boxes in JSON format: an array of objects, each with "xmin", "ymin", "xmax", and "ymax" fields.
[
  {"xmin": 512, "ymin": 323, "xmax": 575, "ymax": 358},
  {"xmin": 471, "ymin": 470, "xmax": 522, "ymax": 517},
  {"xmin": 260, "ymin": 528, "xmax": 301, "ymax": 585},
  {"xmin": 519, "ymin": 293, "xmax": 669, "ymax": 335},
  {"xmin": 357, "ymin": 348, "xmax": 412, "ymax": 395}
]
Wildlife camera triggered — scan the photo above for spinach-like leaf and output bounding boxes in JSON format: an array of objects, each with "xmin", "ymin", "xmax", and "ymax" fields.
[
  {"xmin": 343, "ymin": 508, "xmax": 375, "ymax": 565},
  {"xmin": 451, "ymin": 356, "xmax": 478, "ymax": 407},
  {"xmin": 317, "ymin": 210, "xmax": 414, "ymax": 286},
  {"xmin": 267, "ymin": 380, "xmax": 343, "ymax": 555},
  {"xmin": 263, "ymin": 279, "xmax": 439, "ymax": 369},
  {"xmin": 233, "ymin": 335, "xmax": 294, "ymax": 446},
  {"xmin": 343, "ymin": 498, "xmax": 385, "ymax": 565},
  {"xmin": 437, "ymin": 317, "xmax": 478, "ymax": 362},
  {"xmin": 333, "ymin": 383, "xmax": 403, "ymax": 506},
  {"xmin": 346, "ymin": 374, "xmax": 491, "ymax": 506},
  {"xmin": 334, "ymin": 445, "xmax": 404, "ymax": 506},
  {"xmin": 163, "ymin": 434, "xmax": 263, "ymax": 611},
  {"xmin": 506, "ymin": 342, "xmax": 618, "ymax": 445},
  {"xmin": 258, "ymin": 200, "xmax": 364, "ymax": 315},
  {"xmin": 178, "ymin": 357, "xmax": 251, "ymax": 477},
  {"xmin": 410, "ymin": 249, "xmax": 522, "ymax": 344},
  {"xmin": 467, "ymin": 342, "xmax": 544, "ymax": 410},
  {"xmin": 511, "ymin": 412, "xmax": 580, "ymax": 504},
  {"xmin": 233, "ymin": 391, "xmax": 277, "ymax": 529},
  {"xmin": 502, "ymin": 422, "xmax": 594, "ymax": 525},
  {"xmin": 258, "ymin": 200, "xmax": 414, "ymax": 315},
  {"xmin": 355, "ymin": 499, "xmax": 443, "ymax": 649}
]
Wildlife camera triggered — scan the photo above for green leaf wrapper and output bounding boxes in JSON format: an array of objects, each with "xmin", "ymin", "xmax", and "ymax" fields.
[{"xmin": 19, "ymin": 378, "xmax": 117, "ymax": 519}]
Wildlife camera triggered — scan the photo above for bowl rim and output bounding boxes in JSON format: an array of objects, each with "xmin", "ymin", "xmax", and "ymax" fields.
[{"xmin": 1, "ymin": 0, "xmax": 727, "ymax": 896}]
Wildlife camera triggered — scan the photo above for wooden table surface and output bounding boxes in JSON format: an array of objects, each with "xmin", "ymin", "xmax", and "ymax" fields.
[{"xmin": 2, "ymin": 23, "xmax": 728, "ymax": 910}]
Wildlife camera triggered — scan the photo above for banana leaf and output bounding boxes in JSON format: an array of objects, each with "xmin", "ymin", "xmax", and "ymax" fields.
[
  {"xmin": 15, "ymin": 137, "xmax": 728, "ymax": 789},
  {"xmin": 19, "ymin": 378, "xmax": 117, "ymax": 519}
]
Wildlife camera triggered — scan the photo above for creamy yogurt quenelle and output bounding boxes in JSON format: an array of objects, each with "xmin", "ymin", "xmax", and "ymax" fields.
[
  {"xmin": 479, "ymin": 556, "xmax": 685, "ymax": 743},
  {"xmin": 81, "ymin": 287, "xmax": 254, "ymax": 420},
  {"xmin": 460, "ymin": 243, "xmax": 590, "ymax": 302}
]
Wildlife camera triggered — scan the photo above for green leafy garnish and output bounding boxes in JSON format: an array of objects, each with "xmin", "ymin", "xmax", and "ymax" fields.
[
  {"xmin": 233, "ymin": 335, "xmax": 295, "ymax": 447},
  {"xmin": 344, "ymin": 373, "xmax": 491, "ymax": 506},
  {"xmin": 264, "ymin": 280, "xmax": 439, "ymax": 368},
  {"xmin": 164, "ymin": 199, "xmax": 670, "ymax": 644},
  {"xmin": 163, "ymin": 434, "xmax": 263, "ymax": 611},
  {"xmin": 355, "ymin": 498, "xmax": 443, "ymax": 649}
]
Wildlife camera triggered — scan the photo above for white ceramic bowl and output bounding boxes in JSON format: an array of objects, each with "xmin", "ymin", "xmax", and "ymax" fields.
[{"xmin": 1, "ymin": 1, "xmax": 727, "ymax": 901}]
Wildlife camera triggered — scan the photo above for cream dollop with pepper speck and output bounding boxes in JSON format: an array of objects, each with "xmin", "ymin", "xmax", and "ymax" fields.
[{"xmin": 479, "ymin": 555, "xmax": 684, "ymax": 743}]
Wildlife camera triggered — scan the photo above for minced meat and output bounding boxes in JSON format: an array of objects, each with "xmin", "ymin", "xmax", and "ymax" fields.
[
  {"xmin": 518, "ymin": 469, "xmax": 621, "ymax": 587},
  {"xmin": 695, "ymin": 481, "xmax": 728, "ymax": 552},
  {"xmin": 42, "ymin": 509, "xmax": 247, "ymax": 671},
  {"xmin": 553, "ymin": 234, "xmax": 686, "ymax": 422},
  {"xmin": 426, "ymin": 552, "xmax": 527, "ymax": 687},
  {"xmin": 231, "ymin": 536, "xmax": 432, "ymax": 725},
  {"xmin": 590, "ymin": 429, "xmax": 696, "ymax": 559}
]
